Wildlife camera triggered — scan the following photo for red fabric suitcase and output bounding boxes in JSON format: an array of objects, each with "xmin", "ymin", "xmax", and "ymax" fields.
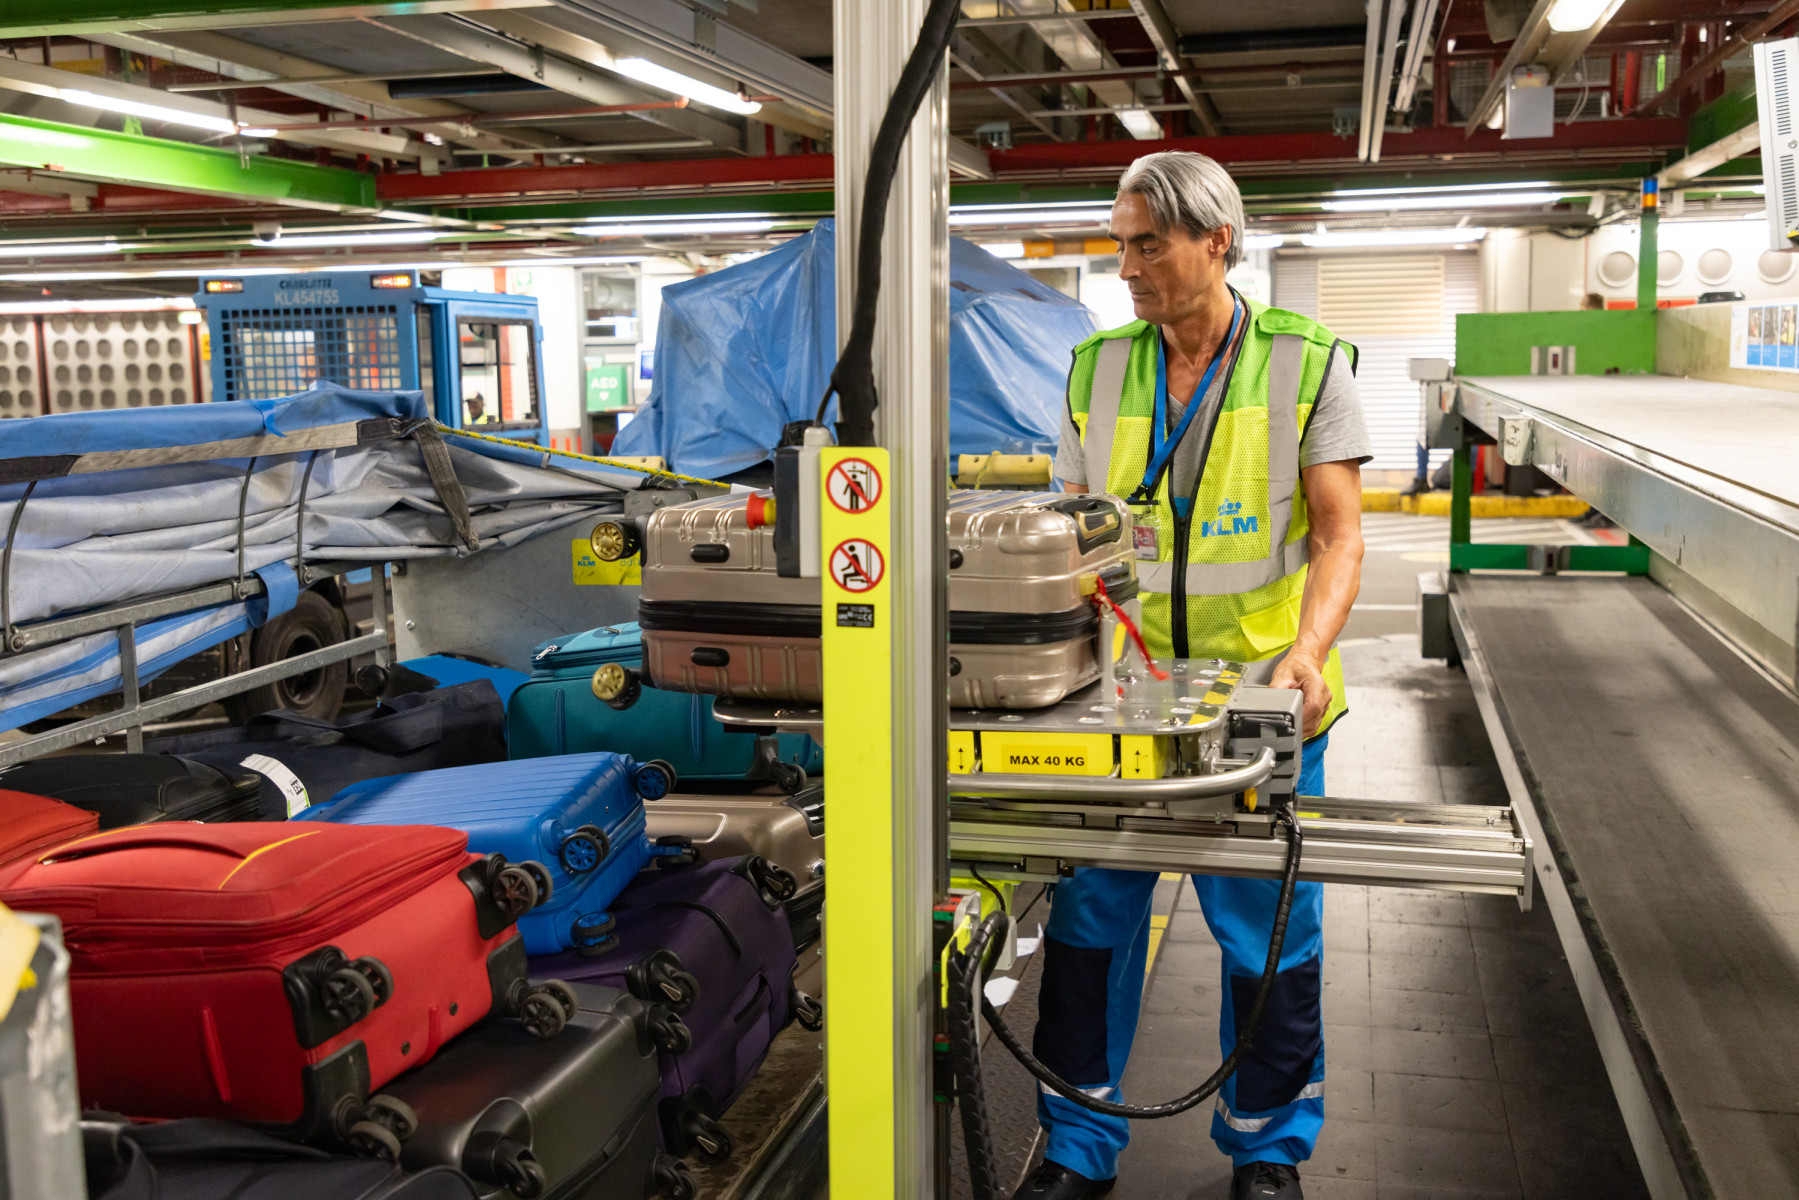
[
  {"xmin": 0, "ymin": 821, "xmax": 569, "ymax": 1151},
  {"xmin": 0, "ymin": 788, "xmax": 99, "ymax": 868}
]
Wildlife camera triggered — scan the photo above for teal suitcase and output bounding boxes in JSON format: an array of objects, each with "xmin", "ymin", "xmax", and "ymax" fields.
[{"xmin": 507, "ymin": 624, "xmax": 822, "ymax": 791}]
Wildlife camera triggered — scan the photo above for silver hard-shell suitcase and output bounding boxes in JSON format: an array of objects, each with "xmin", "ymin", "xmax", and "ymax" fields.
[{"xmin": 636, "ymin": 490, "xmax": 1135, "ymax": 709}]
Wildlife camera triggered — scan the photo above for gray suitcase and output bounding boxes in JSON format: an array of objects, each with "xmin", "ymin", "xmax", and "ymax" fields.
[{"xmin": 636, "ymin": 490, "xmax": 1135, "ymax": 709}]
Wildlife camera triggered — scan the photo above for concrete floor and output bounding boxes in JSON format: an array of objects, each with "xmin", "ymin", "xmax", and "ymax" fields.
[{"xmin": 1106, "ymin": 515, "xmax": 1650, "ymax": 1200}]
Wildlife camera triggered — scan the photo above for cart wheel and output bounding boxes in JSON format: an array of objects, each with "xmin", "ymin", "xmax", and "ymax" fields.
[
  {"xmin": 519, "ymin": 860, "xmax": 554, "ymax": 905},
  {"xmin": 684, "ymin": 1112, "xmax": 734, "ymax": 1164},
  {"xmin": 518, "ymin": 988, "xmax": 569, "ymax": 1040},
  {"xmin": 769, "ymin": 760, "xmax": 807, "ymax": 795},
  {"xmin": 654, "ymin": 1154, "xmax": 696, "ymax": 1200},
  {"xmin": 321, "ymin": 966, "xmax": 378, "ymax": 1025},
  {"xmin": 364, "ymin": 1094, "xmax": 418, "ymax": 1142},
  {"xmin": 790, "ymin": 988, "xmax": 824, "ymax": 1032},
  {"xmin": 646, "ymin": 1007, "xmax": 692, "ymax": 1056},
  {"xmin": 346, "ymin": 1120, "xmax": 402, "ymax": 1163},
  {"xmin": 633, "ymin": 760, "xmax": 676, "ymax": 801},
  {"xmin": 558, "ymin": 827, "xmax": 609, "ymax": 874},
  {"xmin": 492, "ymin": 864, "xmax": 541, "ymax": 919},
  {"xmin": 350, "ymin": 956, "xmax": 394, "ymax": 1007}
]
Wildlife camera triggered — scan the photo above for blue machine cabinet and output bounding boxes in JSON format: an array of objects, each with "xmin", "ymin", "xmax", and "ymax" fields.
[{"xmin": 194, "ymin": 269, "xmax": 550, "ymax": 442}]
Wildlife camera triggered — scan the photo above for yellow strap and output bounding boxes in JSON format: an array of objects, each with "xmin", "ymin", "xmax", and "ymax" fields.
[
  {"xmin": 0, "ymin": 904, "xmax": 41, "ymax": 1023},
  {"xmin": 435, "ymin": 424, "xmax": 728, "ymax": 489}
]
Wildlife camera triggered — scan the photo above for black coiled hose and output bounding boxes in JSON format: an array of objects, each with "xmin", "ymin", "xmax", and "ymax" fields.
[
  {"xmin": 813, "ymin": 0, "xmax": 962, "ymax": 445},
  {"xmin": 952, "ymin": 806, "xmax": 1305, "ymax": 1199}
]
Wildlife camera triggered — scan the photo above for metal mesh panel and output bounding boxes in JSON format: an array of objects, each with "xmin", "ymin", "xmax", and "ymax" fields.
[{"xmin": 217, "ymin": 305, "xmax": 403, "ymax": 402}]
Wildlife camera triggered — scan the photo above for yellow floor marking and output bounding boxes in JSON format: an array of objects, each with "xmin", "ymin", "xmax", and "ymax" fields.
[{"xmin": 1146, "ymin": 913, "xmax": 1170, "ymax": 976}]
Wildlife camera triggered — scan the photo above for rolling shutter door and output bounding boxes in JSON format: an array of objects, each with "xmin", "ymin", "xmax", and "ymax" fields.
[{"xmin": 1272, "ymin": 252, "xmax": 1477, "ymax": 470}]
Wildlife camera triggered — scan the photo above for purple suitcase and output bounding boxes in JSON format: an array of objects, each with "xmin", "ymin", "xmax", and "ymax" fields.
[{"xmin": 530, "ymin": 855, "xmax": 821, "ymax": 1163}]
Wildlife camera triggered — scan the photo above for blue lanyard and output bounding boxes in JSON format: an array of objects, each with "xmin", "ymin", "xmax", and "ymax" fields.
[{"xmin": 1138, "ymin": 296, "xmax": 1243, "ymax": 518}]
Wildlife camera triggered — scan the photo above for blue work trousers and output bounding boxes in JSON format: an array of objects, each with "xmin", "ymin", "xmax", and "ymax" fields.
[{"xmin": 1032, "ymin": 735, "xmax": 1328, "ymax": 1179}]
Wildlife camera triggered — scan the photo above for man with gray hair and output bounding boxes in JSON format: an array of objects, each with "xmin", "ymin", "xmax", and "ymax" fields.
[{"xmin": 1017, "ymin": 151, "xmax": 1369, "ymax": 1200}]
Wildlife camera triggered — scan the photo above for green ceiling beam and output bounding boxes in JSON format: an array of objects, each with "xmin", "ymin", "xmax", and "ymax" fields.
[{"xmin": 0, "ymin": 114, "xmax": 378, "ymax": 211}]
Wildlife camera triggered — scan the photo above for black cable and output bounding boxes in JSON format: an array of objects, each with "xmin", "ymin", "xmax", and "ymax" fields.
[
  {"xmin": 817, "ymin": 0, "xmax": 963, "ymax": 444},
  {"xmin": 951, "ymin": 909, "xmax": 1010, "ymax": 1200},
  {"xmin": 957, "ymin": 802, "xmax": 1309, "ymax": 1144},
  {"xmin": 967, "ymin": 863, "xmax": 1009, "ymax": 917}
]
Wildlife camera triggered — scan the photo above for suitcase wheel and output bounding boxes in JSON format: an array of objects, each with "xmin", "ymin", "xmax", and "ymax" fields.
[
  {"xmin": 535, "ymin": 978, "xmax": 581, "ymax": 1018},
  {"xmin": 769, "ymin": 760, "xmax": 808, "ymax": 795},
  {"xmin": 653, "ymin": 1153, "xmax": 696, "ymax": 1200},
  {"xmin": 346, "ymin": 1120, "xmax": 402, "ymax": 1163},
  {"xmin": 363, "ymin": 1094, "xmax": 418, "ymax": 1141},
  {"xmin": 465, "ymin": 1131, "xmax": 548, "ymax": 1199},
  {"xmin": 633, "ymin": 759, "xmax": 677, "ymax": 801},
  {"xmin": 735, "ymin": 855, "xmax": 800, "ymax": 908},
  {"xmin": 590, "ymin": 663, "xmax": 643, "ymax": 711},
  {"xmin": 514, "ymin": 981, "xmax": 574, "ymax": 1040},
  {"xmin": 572, "ymin": 911, "xmax": 618, "ymax": 954},
  {"xmin": 681, "ymin": 1110, "xmax": 734, "ymax": 1164},
  {"xmin": 492, "ymin": 862, "xmax": 545, "ymax": 919},
  {"xmin": 629, "ymin": 949, "xmax": 700, "ymax": 1012},
  {"xmin": 559, "ymin": 825, "xmax": 611, "ymax": 874},
  {"xmin": 520, "ymin": 860, "xmax": 554, "ymax": 905},
  {"xmin": 790, "ymin": 987, "xmax": 824, "ymax": 1032},
  {"xmin": 652, "ymin": 835, "xmax": 702, "ymax": 870},
  {"xmin": 645, "ymin": 1005, "xmax": 693, "ymax": 1056},
  {"xmin": 321, "ymin": 965, "xmax": 378, "ymax": 1026}
]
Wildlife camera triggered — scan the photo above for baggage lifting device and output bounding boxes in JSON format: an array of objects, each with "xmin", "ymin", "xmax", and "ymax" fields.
[{"xmin": 194, "ymin": 269, "xmax": 551, "ymax": 442}]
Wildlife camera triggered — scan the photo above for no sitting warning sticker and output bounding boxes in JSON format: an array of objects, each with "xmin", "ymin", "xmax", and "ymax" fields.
[
  {"xmin": 829, "ymin": 538, "xmax": 885, "ymax": 593},
  {"xmin": 826, "ymin": 457, "xmax": 883, "ymax": 513}
]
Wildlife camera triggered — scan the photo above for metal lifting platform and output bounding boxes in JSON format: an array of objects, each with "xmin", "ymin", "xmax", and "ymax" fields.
[
  {"xmin": 715, "ymin": 658, "xmax": 1534, "ymax": 899},
  {"xmin": 1433, "ymin": 365, "xmax": 1799, "ymax": 1200}
]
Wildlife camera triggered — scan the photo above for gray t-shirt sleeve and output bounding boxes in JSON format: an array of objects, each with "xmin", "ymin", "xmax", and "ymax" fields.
[
  {"xmin": 1054, "ymin": 401, "xmax": 1087, "ymax": 487},
  {"xmin": 1300, "ymin": 346, "xmax": 1372, "ymax": 468}
]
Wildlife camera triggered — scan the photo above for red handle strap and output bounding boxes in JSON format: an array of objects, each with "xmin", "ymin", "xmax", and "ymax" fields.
[{"xmin": 1091, "ymin": 577, "xmax": 1168, "ymax": 682}]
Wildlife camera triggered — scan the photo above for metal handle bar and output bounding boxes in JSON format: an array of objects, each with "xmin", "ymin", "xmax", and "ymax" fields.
[{"xmin": 948, "ymin": 747, "xmax": 1275, "ymax": 802}]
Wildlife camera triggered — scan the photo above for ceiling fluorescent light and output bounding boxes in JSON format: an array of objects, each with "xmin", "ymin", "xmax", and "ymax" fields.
[
  {"xmin": 610, "ymin": 58, "xmax": 760, "ymax": 115},
  {"xmin": 0, "ymin": 240, "xmax": 120, "ymax": 258},
  {"xmin": 236, "ymin": 127, "xmax": 279, "ymax": 138},
  {"xmin": 948, "ymin": 208, "xmax": 1110, "ymax": 228},
  {"xmin": 1330, "ymin": 180, "xmax": 1556, "ymax": 198},
  {"xmin": 1324, "ymin": 191, "xmax": 1562, "ymax": 212},
  {"xmin": 1116, "ymin": 108, "xmax": 1164, "ymax": 140},
  {"xmin": 251, "ymin": 231, "xmax": 440, "ymax": 248},
  {"xmin": 982, "ymin": 241, "xmax": 1026, "ymax": 259},
  {"xmin": 1300, "ymin": 228, "xmax": 1489, "ymax": 247},
  {"xmin": 1241, "ymin": 233, "xmax": 1284, "ymax": 250},
  {"xmin": 55, "ymin": 88, "xmax": 237, "ymax": 136},
  {"xmin": 576, "ymin": 220, "xmax": 776, "ymax": 237},
  {"xmin": 1546, "ymin": 0, "xmax": 1613, "ymax": 33}
]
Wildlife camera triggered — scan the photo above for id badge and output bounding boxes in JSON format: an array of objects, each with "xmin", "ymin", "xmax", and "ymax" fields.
[{"xmin": 1132, "ymin": 521, "xmax": 1160, "ymax": 561}]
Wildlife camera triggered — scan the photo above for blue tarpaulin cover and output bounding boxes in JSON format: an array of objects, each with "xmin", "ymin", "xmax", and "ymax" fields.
[{"xmin": 613, "ymin": 219, "xmax": 1096, "ymax": 479}]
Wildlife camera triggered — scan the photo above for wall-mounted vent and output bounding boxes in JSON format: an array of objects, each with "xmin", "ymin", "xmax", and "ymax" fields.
[{"xmin": 1754, "ymin": 38, "xmax": 1799, "ymax": 253}]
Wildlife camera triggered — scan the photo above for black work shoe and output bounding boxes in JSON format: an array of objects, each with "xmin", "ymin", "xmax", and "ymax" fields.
[
  {"xmin": 1011, "ymin": 1159, "xmax": 1116, "ymax": 1200},
  {"xmin": 1400, "ymin": 475, "xmax": 1432, "ymax": 496},
  {"xmin": 1232, "ymin": 1161, "xmax": 1303, "ymax": 1199}
]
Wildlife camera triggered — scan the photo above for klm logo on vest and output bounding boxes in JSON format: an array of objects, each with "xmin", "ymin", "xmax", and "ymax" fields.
[{"xmin": 1197, "ymin": 500, "xmax": 1258, "ymax": 538}]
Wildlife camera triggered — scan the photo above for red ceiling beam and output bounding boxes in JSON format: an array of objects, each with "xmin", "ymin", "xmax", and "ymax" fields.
[
  {"xmin": 0, "ymin": 185, "xmax": 259, "ymax": 217},
  {"xmin": 371, "ymin": 121, "xmax": 1689, "ymax": 206},
  {"xmin": 1632, "ymin": 0, "xmax": 1799, "ymax": 115},
  {"xmin": 986, "ymin": 118, "xmax": 1689, "ymax": 172},
  {"xmin": 377, "ymin": 152, "xmax": 835, "ymax": 203}
]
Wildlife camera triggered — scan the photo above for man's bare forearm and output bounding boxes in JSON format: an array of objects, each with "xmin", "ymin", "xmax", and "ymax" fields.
[{"xmin": 1289, "ymin": 461, "xmax": 1364, "ymax": 667}]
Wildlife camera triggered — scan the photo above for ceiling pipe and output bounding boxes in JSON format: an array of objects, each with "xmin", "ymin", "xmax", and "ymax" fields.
[
  {"xmin": 1178, "ymin": 25, "xmax": 1370, "ymax": 56},
  {"xmin": 1370, "ymin": 0, "xmax": 1410, "ymax": 163},
  {"xmin": 1358, "ymin": 0, "xmax": 1387, "ymax": 162},
  {"xmin": 244, "ymin": 100, "xmax": 693, "ymax": 134},
  {"xmin": 1631, "ymin": 0, "xmax": 1799, "ymax": 116},
  {"xmin": 949, "ymin": 58, "xmax": 1366, "ymax": 90},
  {"xmin": 1393, "ymin": 0, "xmax": 1442, "ymax": 113}
]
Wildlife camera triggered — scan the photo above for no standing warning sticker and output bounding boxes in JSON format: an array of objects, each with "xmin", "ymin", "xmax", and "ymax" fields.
[
  {"xmin": 826, "ymin": 457, "xmax": 883, "ymax": 513},
  {"xmin": 829, "ymin": 538, "xmax": 885, "ymax": 593}
]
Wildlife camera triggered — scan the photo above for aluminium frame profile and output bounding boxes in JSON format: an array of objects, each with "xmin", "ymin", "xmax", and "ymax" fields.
[{"xmin": 0, "ymin": 558, "xmax": 391, "ymax": 767}]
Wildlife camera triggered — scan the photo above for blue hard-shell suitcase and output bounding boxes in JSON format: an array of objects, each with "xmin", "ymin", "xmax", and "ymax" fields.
[
  {"xmin": 298, "ymin": 752, "xmax": 679, "ymax": 956},
  {"xmin": 506, "ymin": 624, "xmax": 822, "ymax": 789}
]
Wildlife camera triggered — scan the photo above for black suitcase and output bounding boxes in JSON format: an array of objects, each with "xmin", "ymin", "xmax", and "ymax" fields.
[
  {"xmin": 0, "ymin": 753, "xmax": 261, "ymax": 828},
  {"xmin": 147, "ymin": 680, "xmax": 509, "ymax": 820},
  {"xmin": 82, "ymin": 1118, "xmax": 480, "ymax": 1200},
  {"xmin": 379, "ymin": 983, "xmax": 696, "ymax": 1200}
]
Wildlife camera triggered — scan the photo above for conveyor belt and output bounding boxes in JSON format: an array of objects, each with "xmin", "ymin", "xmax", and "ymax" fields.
[
  {"xmin": 1458, "ymin": 374, "xmax": 1799, "ymax": 516},
  {"xmin": 1454, "ymin": 573, "xmax": 1799, "ymax": 1200}
]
